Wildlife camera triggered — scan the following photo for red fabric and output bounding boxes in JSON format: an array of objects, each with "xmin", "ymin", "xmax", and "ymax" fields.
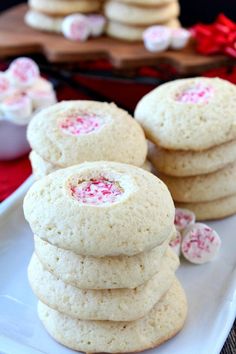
[{"xmin": 1, "ymin": 64, "xmax": 236, "ymax": 201}]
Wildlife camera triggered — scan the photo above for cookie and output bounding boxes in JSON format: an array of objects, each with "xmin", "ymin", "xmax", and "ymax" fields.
[
  {"xmin": 104, "ymin": 1, "xmax": 180, "ymax": 25},
  {"xmin": 135, "ymin": 77, "xmax": 236, "ymax": 151},
  {"xmin": 176, "ymin": 193, "xmax": 236, "ymax": 221},
  {"xmin": 29, "ymin": 0, "xmax": 101, "ymax": 16},
  {"xmin": 149, "ymin": 140, "xmax": 236, "ymax": 177},
  {"xmin": 116, "ymin": 0, "xmax": 176, "ymax": 5},
  {"xmin": 30, "ymin": 150, "xmax": 151, "ymax": 179},
  {"xmin": 106, "ymin": 18, "xmax": 180, "ymax": 41},
  {"xmin": 24, "ymin": 162, "xmax": 175, "ymax": 256},
  {"xmin": 159, "ymin": 161, "xmax": 236, "ymax": 203},
  {"xmin": 28, "ymin": 249, "xmax": 179, "ymax": 321},
  {"xmin": 27, "ymin": 100, "xmax": 147, "ymax": 168},
  {"xmin": 25, "ymin": 10, "xmax": 63, "ymax": 33},
  {"xmin": 34, "ymin": 235, "xmax": 172, "ymax": 289},
  {"xmin": 38, "ymin": 278, "xmax": 187, "ymax": 353}
]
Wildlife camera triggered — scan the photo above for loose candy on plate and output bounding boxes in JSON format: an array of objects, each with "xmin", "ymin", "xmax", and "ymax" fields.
[
  {"xmin": 27, "ymin": 78, "xmax": 57, "ymax": 110},
  {"xmin": 181, "ymin": 223, "xmax": 221, "ymax": 264},
  {"xmin": 143, "ymin": 26, "xmax": 172, "ymax": 52},
  {"xmin": 174, "ymin": 208, "xmax": 196, "ymax": 232},
  {"xmin": 170, "ymin": 28, "xmax": 191, "ymax": 50},
  {"xmin": 7, "ymin": 57, "xmax": 40, "ymax": 88},
  {"xmin": 87, "ymin": 14, "xmax": 106, "ymax": 37},
  {"xmin": 62, "ymin": 14, "xmax": 90, "ymax": 42},
  {"xmin": 1, "ymin": 94, "xmax": 32, "ymax": 125}
]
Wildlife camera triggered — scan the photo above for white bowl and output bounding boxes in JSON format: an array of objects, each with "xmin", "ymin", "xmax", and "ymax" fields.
[{"xmin": 0, "ymin": 120, "xmax": 30, "ymax": 160}]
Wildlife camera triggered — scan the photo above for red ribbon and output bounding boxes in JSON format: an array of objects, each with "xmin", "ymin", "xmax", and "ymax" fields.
[{"xmin": 191, "ymin": 14, "xmax": 236, "ymax": 58}]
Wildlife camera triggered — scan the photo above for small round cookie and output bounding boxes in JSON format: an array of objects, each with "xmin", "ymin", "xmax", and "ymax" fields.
[
  {"xmin": 25, "ymin": 10, "xmax": 63, "ymax": 33},
  {"xmin": 104, "ymin": 1, "xmax": 180, "ymax": 26},
  {"xmin": 159, "ymin": 161, "xmax": 236, "ymax": 203},
  {"xmin": 34, "ymin": 235, "xmax": 172, "ymax": 289},
  {"xmin": 24, "ymin": 162, "xmax": 175, "ymax": 256},
  {"xmin": 38, "ymin": 278, "xmax": 187, "ymax": 353},
  {"xmin": 27, "ymin": 100, "xmax": 147, "ymax": 168},
  {"xmin": 106, "ymin": 18, "xmax": 180, "ymax": 41},
  {"xmin": 28, "ymin": 249, "xmax": 178, "ymax": 321},
  {"xmin": 135, "ymin": 77, "xmax": 236, "ymax": 151},
  {"xmin": 30, "ymin": 150, "xmax": 151, "ymax": 179},
  {"xmin": 29, "ymin": 0, "xmax": 101, "ymax": 16},
  {"xmin": 176, "ymin": 193, "xmax": 236, "ymax": 221},
  {"xmin": 149, "ymin": 140, "xmax": 236, "ymax": 177}
]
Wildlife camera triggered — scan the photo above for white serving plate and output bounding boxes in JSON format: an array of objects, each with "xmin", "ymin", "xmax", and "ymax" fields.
[{"xmin": 0, "ymin": 177, "xmax": 235, "ymax": 354}]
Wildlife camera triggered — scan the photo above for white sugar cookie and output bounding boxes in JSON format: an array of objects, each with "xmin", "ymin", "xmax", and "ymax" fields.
[{"xmin": 29, "ymin": 0, "xmax": 101, "ymax": 16}]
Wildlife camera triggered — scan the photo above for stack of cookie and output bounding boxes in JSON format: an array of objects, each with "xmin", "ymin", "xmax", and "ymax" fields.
[
  {"xmin": 135, "ymin": 77, "xmax": 236, "ymax": 220},
  {"xmin": 25, "ymin": 0, "xmax": 102, "ymax": 33},
  {"xmin": 27, "ymin": 100, "xmax": 149, "ymax": 179},
  {"xmin": 105, "ymin": 0, "xmax": 180, "ymax": 41},
  {"xmin": 24, "ymin": 161, "xmax": 187, "ymax": 353}
]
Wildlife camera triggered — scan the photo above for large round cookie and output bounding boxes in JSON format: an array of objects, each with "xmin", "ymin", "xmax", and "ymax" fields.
[
  {"xmin": 38, "ymin": 278, "xmax": 187, "ymax": 353},
  {"xmin": 30, "ymin": 150, "xmax": 151, "ymax": 179},
  {"xmin": 149, "ymin": 140, "xmax": 236, "ymax": 177},
  {"xmin": 24, "ymin": 162, "xmax": 175, "ymax": 256},
  {"xmin": 104, "ymin": 1, "xmax": 180, "ymax": 25},
  {"xmin": 25, "ymin": 10, "xmax": 63, "ymax": 33},
  {"xmin": 34, "ymin": 235, "xmax": 172, "ymax": 289},
  {"xmin": 135, "ymin": 77, "xmax": 236, "ymax": 151},
  {"xmin": 27, "ymin": 100, "xmax": 147, "ymax": 168},
  {"xmin": 106, "ymin": 18, "xmax": 180, "ymax": 41},
  {"xmin": 176, "ymin": 193, "xmax": 236, "ymax": 221},
  {"xmin": 159, "ymin": 161, "xmax": 236, "ymax": 203},
  {"xmin": 29, "ymin": 0, "xmax": 101, "ymax": 16},
  {"xmin": 29, "ymin": 249, "xmax": 178, "ymax": 321}
]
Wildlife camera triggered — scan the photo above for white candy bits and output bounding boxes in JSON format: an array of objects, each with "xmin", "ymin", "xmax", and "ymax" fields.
[
  {"xmin": 62, "ymin": 14, "xmax": 106, "ymax": 41},
  {"xmin": 181, "ymin": 223, "xmax": 221, "ymax": 265},
  {"xmin": 143, "ymin": 25, "xmax": 191, "ymax": 53},
  {"xmin": 7, "ymin": 57, "xmax": 40, "ymax": 88}
]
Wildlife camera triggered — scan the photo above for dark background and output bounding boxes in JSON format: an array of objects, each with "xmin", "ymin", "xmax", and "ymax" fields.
[{"xmin": 0, "ymin": 0, "xmax": 236, "ymax": 26}]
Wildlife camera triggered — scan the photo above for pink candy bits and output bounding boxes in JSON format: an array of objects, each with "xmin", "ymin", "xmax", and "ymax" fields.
[
  {"xmin": 60, "ymin": 114, "xmax": 103, "ymax": 136},
  {"xmin": 181, "ymin": 223, "xmax": 221, "ymax": 264},
  {"xmin": 175, "ymin": 208, "xmax": 195, "ymax": 232},
  {"xmin": 0, "ymin": 73, "xmax": 10, "ymax": 99},
  {"xmin": 71, "ymin": 178, "xmax": 123, "ymax": 205},
  {"xmin": 62, "ymin": 14, "xmax": 90, "ymax": 42},
  {"xmin": 143, "ymin": 26, "xmax": 172, "ymax": 52},
  {"xmin": 8, "ymin": 57, "xmax": 39, "ymax": 88},
  {"xmin": 176, "ymin": 84, "xmax": 214, "ymax": 104},
  {"xmin": 169, "ymin": 230, "xmax": 182, "ymax": 256}
]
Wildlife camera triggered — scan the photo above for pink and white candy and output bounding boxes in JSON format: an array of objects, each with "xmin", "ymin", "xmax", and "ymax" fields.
[
  {"xmin": 0, "ymin": 73, "xmax": 11, "ymax": 99},
  {"xmin": 7, "ymin": 57, "xmax": 40, "ymax": 88},
  {"xmin": 169, "ymin": 230, "xmax": 182, "ymax": 257},
  {"xmin": 143, "ymin": 25, "xmax": 172, "ymax": 52},
  {"xmin": 176, "ymin": 84, "xmax": 214, "ymax": 104},
  {"xmin": 62, "ymin": 14, "xmax": 90, "ymax": 42},
  {"xmin": 87, "ymin": 15, "xmax": 106, "ymax": 37},
  {"xmin": 175, "ymin": 208, "xmax": 195, "ymax": 232},
  {"xmin": 60, "ymin": 113, "xmax": 103, "ymax": 136},
  {"xmin": 181, "ymin": 223, "xmax": 221, "ymax": 264},
  {"xmin": 1, "ymin": 94, "xmax": 32, "ymax": 125},
  {"xmin": 27, "ymin": 78, "xmax": 57, "ymax": 110},
  {"xmin": 170, "ymin": 28, "xmax": 191, "ymax": 50},
  {"xmin": 71, "ymin": 178, "xmax": 123, "ymax": 205}
]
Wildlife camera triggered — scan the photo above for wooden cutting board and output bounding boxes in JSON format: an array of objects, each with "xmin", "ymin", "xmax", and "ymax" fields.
[{"xmin": 0, "ymin": 4, "xmax": 234, "ymax": 74}]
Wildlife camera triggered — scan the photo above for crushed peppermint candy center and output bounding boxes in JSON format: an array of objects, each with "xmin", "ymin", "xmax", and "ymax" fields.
[
  {"xmin": 176, "ymin": 84, "xmax": 214, "ymax": 104},
  {"xmin": 174, "ymin": 208, "xmax": 195, "ymax": 232},
  {"xmin": 60, "ymin": 114, "xmax": 103, "ymax": 136},
  {"xmin": 71, "ymin": 178, "xmax": 123, "ymax": 205}
]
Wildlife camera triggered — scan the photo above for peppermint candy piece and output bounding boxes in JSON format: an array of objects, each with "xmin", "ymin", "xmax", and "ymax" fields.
[
  {"xmin": 62, "ymin": 14, "xmax": 90, "ymax": 42},
  {"xmin": 8, "ymin": 57, "xmax": 39, "ymax": 88},
  {"xmin": 87, "ymin": 15, "xmax": 106, "ymax": 37},
  {"xmin": 170, "ymin": 28, "xmax": 191, "ymax": 50},
  {"xmin": 143, "ymin": 26, "xmax": 172, "ymax": 52},
  {"xmin": 181, "ymin": 223, "xmax": 221, "ymax": 264},
  {"xmin": 1, "ymin": 94, "xmax": 32, "ymax": 125},
  {"xmin": 169, "ymin": 230, "xmax": 182, "ymax": 256},
  {"xmin": 175, "ymin": 208, "xmax": 195, "ymax": 232},
  {"xmin": 0, "ymin": 72, "xmax": 11, "ymax": 99}
]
